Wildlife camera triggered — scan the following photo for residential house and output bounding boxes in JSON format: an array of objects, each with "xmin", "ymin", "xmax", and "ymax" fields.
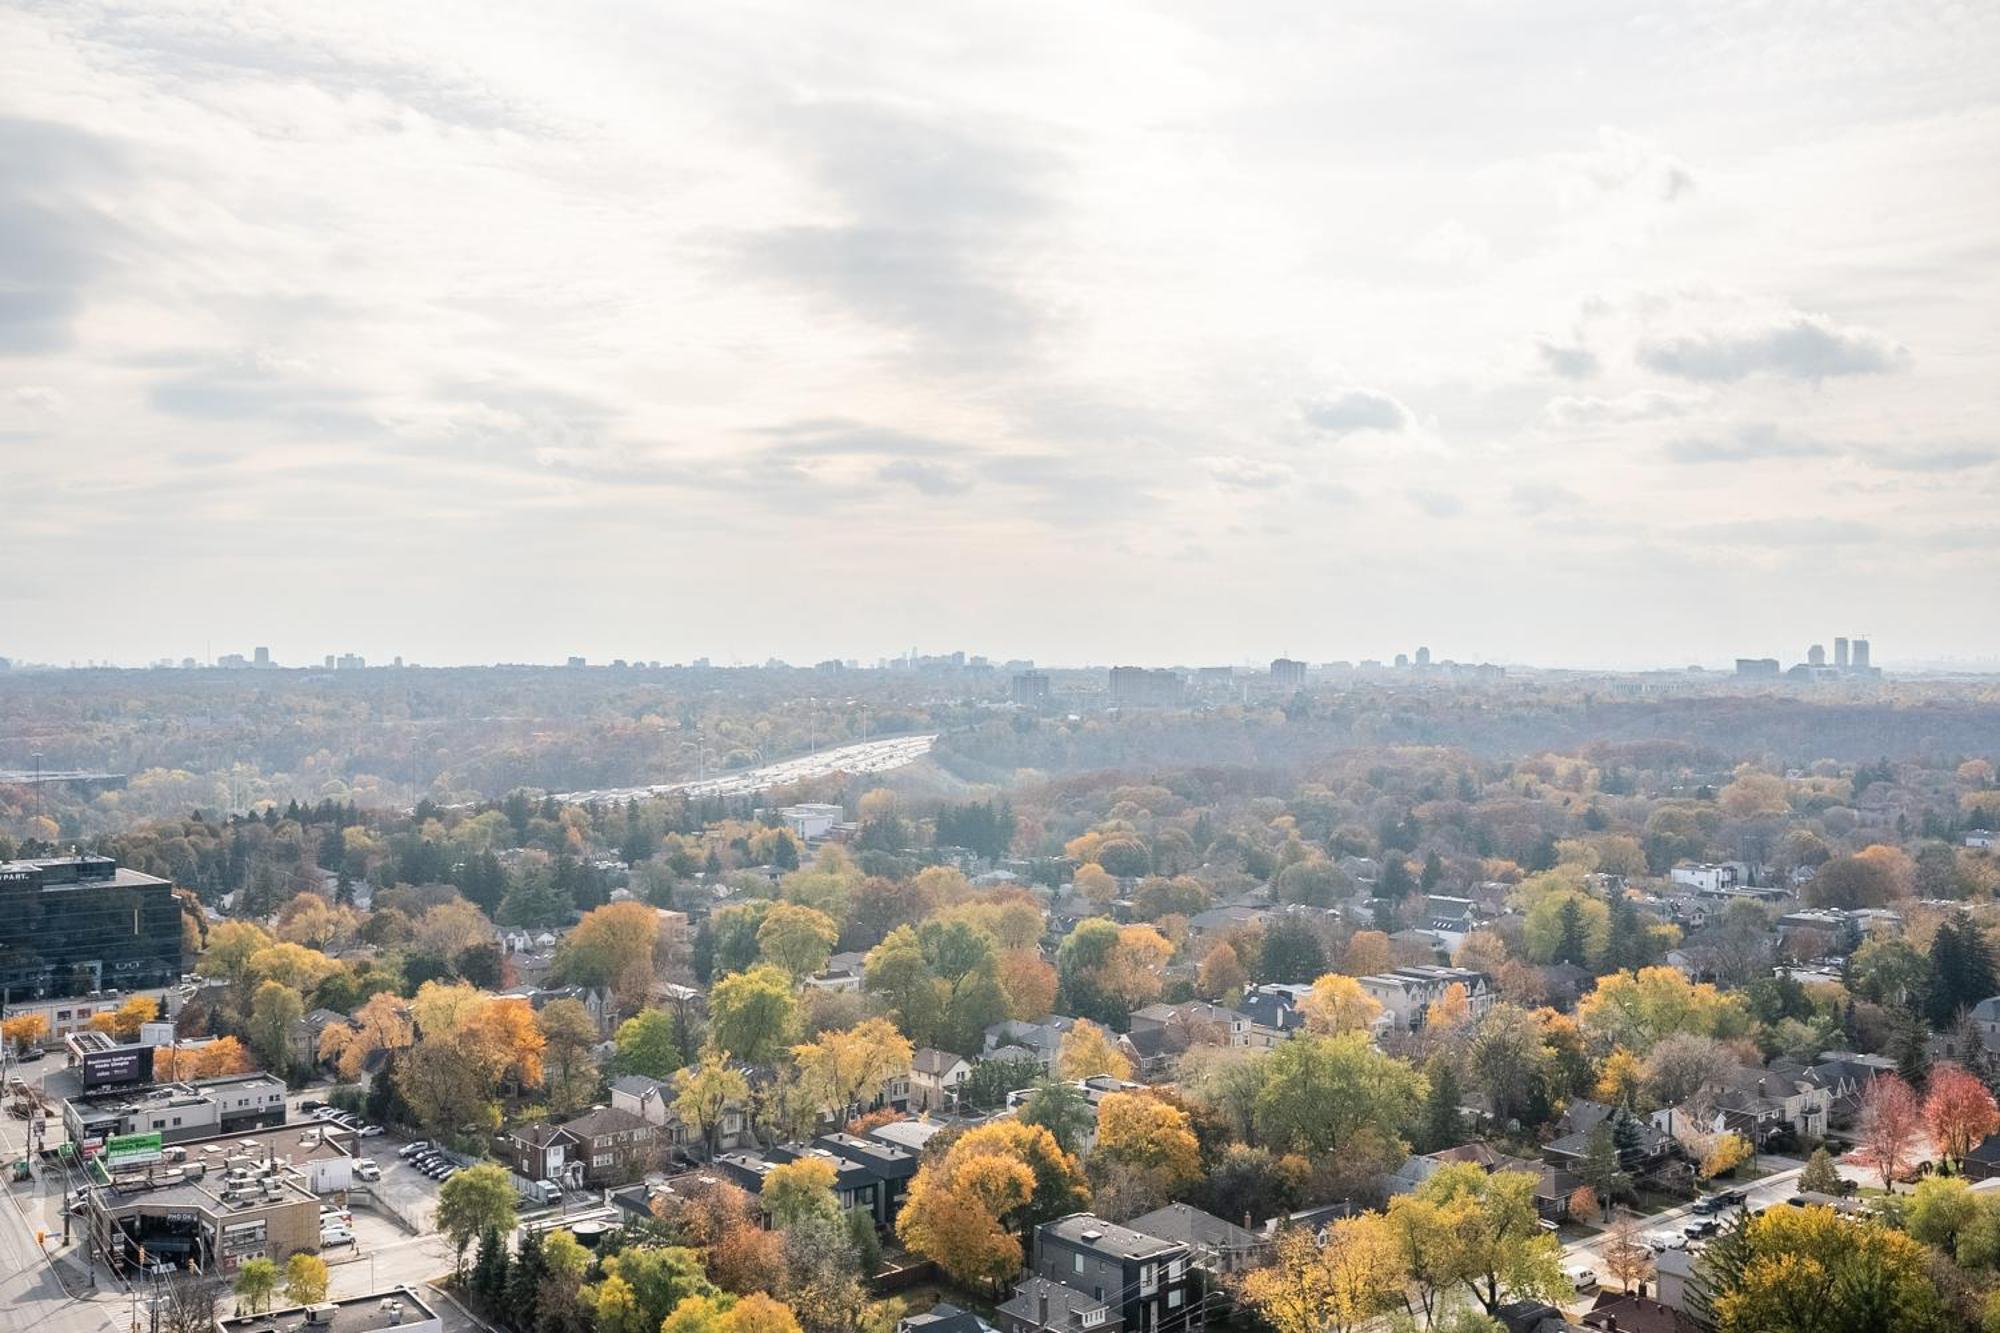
[
  {"xmin": 901, "ymin": 1304, "xmax": 999, "ymax": 1333},
  {"xmin": 867, "ymin": 1118, "xmax": 947, "ymax": 1155},
  {"xmin": 1355, "ymin": 966, "xmax": 1495, "ymax": 1032},
  {"xmin": 1806, "ymin": 1052, "xmax": 1898, "ymax": 1127},
  {"xmin": 984, "ymin": 1016, "xmax": 1076, "ymax": 1072},
  {"xmin": 1237, "ymin": 984, "xmax": 1307, "ymax": 1047},
  {"xmin": 1670, "ymin": 863, "xmax": 1738, "ymax": 894},
  {"xmin": 500, "ymin": 1122, "xmax": 579, "ymax": 1186},
  {"xmin": 287, "ymin": 1008, "xmax": 350, "ymax": 1071},
  {"xmin": 804, "ymin": 951, "xmax": 868, "ymax": 994},
  {"xmin": 1656, "ymin": 1063, "xmax": 1831, "ymax": 1147},
  {"xmin": 814, "ymin": 1131, "xmax": 919, "ymax": 1227},
  {"xmin": 1962, "ymin": 1134, "xmax": 2000, "ymax": 1182},
  {"xmin": 1123, "ymin": 1002, "xmax": 1249, "ymax": 1076},
  {"xmin": 1028, "ymin": 1214, "xmax": 1193, "ymax": 1333},
  {"xmin": 500, "ymin": 985, "xmax": 616, "ymax": 1037},
  {"xmin": 560, "ymin": 1106, "xmax": 658, "ymax": 1185},
  {"xmin": 999, "ymin": 1276, "xmax": 1121, "ymax": 1333},
  {"xmin": 717, "ymin": 1140, "xmax": 909, "ymax": 1231},
  {"xmin": 909, "ymin": 1048, "xmax": 974, "ymax": 1112},
  {"xmin": 1544, "ymin": 1101, "xmax": 1678, "ymax": 1181},
  {"xmin": 1581, "ymin": 1293, "xmax": 1697, "ymax": 1333},
  {"xmin": 1123, "ymin": 1202, "xmax": 1268, "ymax": 1275}
]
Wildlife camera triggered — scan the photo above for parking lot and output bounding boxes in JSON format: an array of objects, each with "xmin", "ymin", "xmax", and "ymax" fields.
[{"xmin": 283, "ymin": 1089, "xmax": 458, "ymax": 1235}]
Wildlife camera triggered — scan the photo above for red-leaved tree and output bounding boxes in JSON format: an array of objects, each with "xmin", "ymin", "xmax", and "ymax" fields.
[
  {"xmin": 1924, "ymin": 1063, "xmax": 1999, "ymax": 1167},
  {"xmin": 1856, "ymin": 1074, "xmax": 1924, "ymax": 1193}
]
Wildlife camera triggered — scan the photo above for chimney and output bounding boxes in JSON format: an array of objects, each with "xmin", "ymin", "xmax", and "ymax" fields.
[{"xmin": 1038, "ymin": 1290, "xmax": 1048, "ymax": 1326}]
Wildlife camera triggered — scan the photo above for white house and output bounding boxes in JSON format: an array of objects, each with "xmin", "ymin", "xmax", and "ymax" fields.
[
  {"xmin": 909, "ymin": 1048, "xmax": 974, "ymax": 1111},
  {"xmin": 778, "ymin": 803, "xmax": 844, "ymax": 841}
]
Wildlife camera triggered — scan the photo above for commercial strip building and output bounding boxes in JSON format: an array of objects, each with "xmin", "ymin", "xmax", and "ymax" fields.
[
  {"xmin": 62, "ymin": 1072, "xmax": 288, "ymax": 1148},
  {"xmin": 215, "ymin": 1288, "xmax": 441, "ymax": 1333},
  {"xmin": 78, "ymin": 1119, "xmax": 366, "ymax": 1280},
  {"xmin": 0, "ymin": 855, "xmax": 184, "ymax": 1000}
]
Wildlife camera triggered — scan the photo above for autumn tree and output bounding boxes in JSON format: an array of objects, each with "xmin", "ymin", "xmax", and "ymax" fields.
[
  {"xmin": 793, "ymin": 1018, "xmax": 913, "ymax": 1122},
  {"xmin": 1924, "ymin": 1062, "xmax": 2000, "ymax": 1167},
  {"xmin": 436, "ymin": 1164, "xmax": 519, "ymax": 1274},
  {"xmin": 1, "ymin": 1013, "xmax": 49, "ymax": 1052},
  {"xmin": 1196, "ymin": 943, "xmax": 1248, "ymax": 1000},
  {"xmin": 676, "ymin": 1051, "xmax": 752, "ymax": 1156},
  {"xmin": 763, "ymin": 1157, "xmax": 841, "ymax": 1227},
  {"xmin": 1090, "ymin": 1091, "xmax": 1202, "ymax": 1207},
  {"xmin": 318, "ymin": 992, "xmax": 413, "ymax": 1081},
  {"xmin": 1300, "ymin": 973, "xmax": 1385, "ymax": 1036},
  {"xmin": 247, "ymin": 980, "xmax": 304, "ymax": 1073},
  {"xmin": 556, "ymin": 901, "xmax": 664, "ymax": 1008},
  {"xmin": 895, "ymin": 1121, "xmax": 1088, "ymax": 1292},
  {"xmin": 1411, "ymin": 1163, "xmax": 1568, "ymax": 1313},
  {"xmin": 758, "ymin": 904, "xmax": 841, "ymax": 979},
  {"xmin": 1707, "ymin": 1204, "xmax": 1948, "ymax": 1333},
  {"xmin": 1578, "ymin": 966, "xmax": 1752, "ymax": 1052},
  {"xmin": 709, "ymin": 965, "xmax": 800, "ymax": 1064},
  {"xmin": 1855, "ymin": 1074, "xmax": 1924, "ymax": 1192},
  {"xmin": 233, "ymin": 1258, "xmax": 277, "ymax": 1314},
  {"xmin": 538, "ymin": 997, "xmax": 600, "ymax": 1113},
  {"xmin": 283, "ymin": 1252, "xmax": 329, "ymax": 1305},
  {"xmin": 1056, "ymin": 1020, "xmax": 1132, "ymax": 1081},
  {"xmin": 156, "ymin": 1036, "xmax": 254, "ymax": 1080},
  {"xmin": 1243, "ymin": 1220, "xmax": 1407, "ymax": 1333},
  {"xmin": 998, "ymin": 949, "xmax": 1058, "ymax": 1021},
  {"xmin": 1254, "ymin": 1032, "xmax": 1423, "ymax": 1162},
  {"xmin": 615, "ymin": 1008, "xmax": 685, "ymax": 1080}
]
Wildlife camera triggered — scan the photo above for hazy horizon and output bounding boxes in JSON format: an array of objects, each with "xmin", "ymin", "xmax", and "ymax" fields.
[{"xmin": 5, "ymin": 2, "xmax": 1997, "ymax": 669}]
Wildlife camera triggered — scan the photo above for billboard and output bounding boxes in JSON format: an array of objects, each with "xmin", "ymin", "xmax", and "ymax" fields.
[
  {"xmin": 79, "ymin": 1043, "xmax": 153, "ymax": 1089},
  {"xmin": 103, "ymin": 1132, "xmax": 164, "ymax": 1170}
]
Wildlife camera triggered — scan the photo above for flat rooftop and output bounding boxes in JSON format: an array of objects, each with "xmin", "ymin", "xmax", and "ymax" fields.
[
  {"xmin": 69, "ymin": 1072, "xmax": 285, "ymax": 1113},
  {"xmin": 217, "ymin": 1288, "xmax": 438, "ymax": 1333}
]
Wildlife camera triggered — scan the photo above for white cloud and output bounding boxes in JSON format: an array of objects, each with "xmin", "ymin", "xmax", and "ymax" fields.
[{"xmin": 0, "ymin": 0, "xmax": 1994, "ymax": 666}]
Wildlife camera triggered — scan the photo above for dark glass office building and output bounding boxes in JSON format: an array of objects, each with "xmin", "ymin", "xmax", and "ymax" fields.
[{"xmin": 0, "ymin": 856, "xmax": 183, "ymax": 1000}]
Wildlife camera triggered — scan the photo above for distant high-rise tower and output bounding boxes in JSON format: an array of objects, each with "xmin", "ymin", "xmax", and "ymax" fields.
[
  {"xmin": 1415, "ymin": 646, "xmax": 1432, "ymax": 667},
  {"xmin": 1852, "ymin": 638, "xmax": 1871, "ymax": 670},
  {"xmin": 1395, "ymin": 653, "xmax": 1410, "ymax": 669},
  {"xmin": 1835, "ymin": 637, "xmax": 1850, "ymax": 669},
  {"xmin": 1270, "ymin": 658, "xmax": 1307, "ymax": 687},
  {"xmin": 1807, "ymin": 643, "xmax": 1826, "ymax": 667},
  {"xmin": 253, "ymin": 645, "xmax": 270, "ymax": 667}
]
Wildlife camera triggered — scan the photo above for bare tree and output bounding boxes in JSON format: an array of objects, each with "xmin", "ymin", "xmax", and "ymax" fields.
[
  {"xmin": 156, "ymin": 1272, "xmax": 226, "ymax": 1333},
  {"xmin": 1602, "ymin": 1210, "xmax": 1656, "ymax": 1294}
]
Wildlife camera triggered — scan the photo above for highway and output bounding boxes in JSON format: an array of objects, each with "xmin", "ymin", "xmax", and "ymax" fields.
[{"xmin": 551, "ymin": 732, "xmax": 937, "ymax": 806}]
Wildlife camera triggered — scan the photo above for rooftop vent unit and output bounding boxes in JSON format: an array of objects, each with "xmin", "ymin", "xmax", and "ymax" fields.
[{"xmin": 303, "ymin": 1303, "xmax": 338, "ymax": 1325}]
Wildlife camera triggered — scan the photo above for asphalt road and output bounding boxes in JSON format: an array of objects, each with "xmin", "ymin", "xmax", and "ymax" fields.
[{"xmin": 550, "ymin": 733, "xmax": 937, "ymax": 805}]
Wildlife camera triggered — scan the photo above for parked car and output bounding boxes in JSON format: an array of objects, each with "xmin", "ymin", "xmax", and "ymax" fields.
[
  {"xmin": 357, "ymin": 1124, "xmax": 383, "ymax": 1137},
  {"xmin": 1645, "ymin": 1230, "xmax": 1688, "ymax": 1253},
  {"xmin": 355, "ymin": 1158, "xmax": 380, "ymax": 1181},
  {"xmin": 1684, "ymin": 1219, "xmax": 1720, "ymax": 1240},
  {"xmin": 320, "ymin": 1228, "xmax": 355, "ymax": 1247},
  {"xmin": 397, "ymin": 1141, "xmax": 430, "ymax": 1158},
  {"xmin": 1565, "ymin": 1265, "xmax": 1600, "ymax": 1294},
  {"xmin": 299, "ymin": 1099, "xmax": 325, "ymax": 1112},
  {"xmin": 311, "ymin": 1106, "xmax": 342, "ymax": 1120},
  {"xmin": 1716, "ymin": 1188, "xmax": 1747, "ymax": 1206}
]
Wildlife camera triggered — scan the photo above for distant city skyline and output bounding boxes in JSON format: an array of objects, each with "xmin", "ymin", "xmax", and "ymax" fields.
[
  {"xmin": 3, "ymin": 4, "xmax": 1996, "ymax": 668},
  {"xmin": 8, "ymin": 634, "xmax": 2000, "ymax": 677}
]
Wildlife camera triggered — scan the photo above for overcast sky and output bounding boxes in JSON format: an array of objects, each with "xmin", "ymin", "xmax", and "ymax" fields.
[{"xmin": 4, "ymin": 1, "xmax": 1997, "ymax": 670}]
